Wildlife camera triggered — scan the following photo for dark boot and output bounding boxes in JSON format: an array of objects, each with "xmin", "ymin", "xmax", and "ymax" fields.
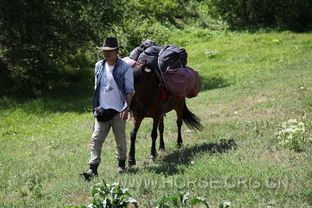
[
  {"xmin": 117, "ymin": 160, "xmax": 126, "ymax": 173},
  {"xmin": 80, "ymin": 164, "xmax": 98, "ymax": 181}
]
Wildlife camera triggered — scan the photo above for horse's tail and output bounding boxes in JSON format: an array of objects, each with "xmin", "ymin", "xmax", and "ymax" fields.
[{"xmin": 182, "ymin": 103, "xmax": 203, "ymax": 131}]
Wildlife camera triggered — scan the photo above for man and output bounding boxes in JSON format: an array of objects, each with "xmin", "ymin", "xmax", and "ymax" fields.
[{"xmin": 81, "ymin": 37, "xmax": 135, "ymax": 181}]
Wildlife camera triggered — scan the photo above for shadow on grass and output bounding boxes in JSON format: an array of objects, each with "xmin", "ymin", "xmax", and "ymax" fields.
[
  {"xmin": 128, "ymin": 139, "xmax": 237, "ymax": 176},
  {"xmin": 0, "ymin": 80, "xmax": 94, "ymax": 114},
  {"xmin": 42, "ymin": 82, "xmax": 94, "ymax": 113},
  {"xmin": 200, "ymin": 76, "xmax": 231, "ymax": 91}
]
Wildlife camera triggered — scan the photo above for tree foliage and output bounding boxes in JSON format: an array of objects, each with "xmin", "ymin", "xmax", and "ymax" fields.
[
  {"xmin": 210, "ymin": 0, "xmax": 312, "ymax": 31},
  {"xmin": 128, "ymin": 0, "xmax": 183, "ymax": 23},
  {"xmin": 0, "ymin": 0, "xmax": 124, "ymax": 96}
]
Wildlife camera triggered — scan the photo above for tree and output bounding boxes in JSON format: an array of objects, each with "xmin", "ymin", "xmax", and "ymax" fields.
[
  {"xmin": 0, "ymin": 0, "xmax": 124, "ymax": 96},
  {"xmin": 210, "ymin": 0, "xmax": 312, "ymax": 31}
]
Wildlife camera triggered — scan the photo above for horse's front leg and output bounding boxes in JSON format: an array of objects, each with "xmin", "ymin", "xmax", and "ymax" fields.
[
  {"xmin": 150, "ymin": 117, "xmax": 159, "ymax": 161},
  {"xmin": 128, "ymin": 116, "xmax": 143, "ymax": 167},
  {"xmin": 158, "ymin": 115, "xmax": 165, "ymax": 152}
]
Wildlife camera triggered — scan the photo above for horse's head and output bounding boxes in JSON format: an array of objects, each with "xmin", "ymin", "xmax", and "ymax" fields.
[
  {"xmin": 132, "ymin": 62, "xmax": 157, "ymax": 88},
  {"xmin": 130, "ymin": 62, "xmax": 160, "ymax": 114}
]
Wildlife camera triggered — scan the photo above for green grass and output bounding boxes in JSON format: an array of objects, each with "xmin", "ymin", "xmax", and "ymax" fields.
[{"xmin": 1, "ymin": 29, "xmax": 312, "ymax": 207}]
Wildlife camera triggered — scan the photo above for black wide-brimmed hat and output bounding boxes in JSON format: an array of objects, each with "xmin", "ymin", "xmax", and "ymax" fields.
[{"xmin": 96, "ymin": 37, "xmax": 121, "ymax": 51}]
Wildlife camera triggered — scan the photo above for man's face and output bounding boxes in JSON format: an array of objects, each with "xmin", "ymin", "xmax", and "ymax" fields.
[{"xmin": 103, "ymin": 49, "xmax": 118, "ymax": 62}]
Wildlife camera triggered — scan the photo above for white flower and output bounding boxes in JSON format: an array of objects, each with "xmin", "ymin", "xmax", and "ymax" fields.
[
  {"xmin": 275, "ymin": 119, "xmax": 309, "ymax": 150},
  {"xmin": 287, "ymin": 134, "xmax": 293, "ymax": 140},
  {"xmin": 223, "ymin": 202, "xmax": 231, "ymax": 207},
  {"xmin": 288, "ymin": 119, "xmax": 298, "ymax": 124}
]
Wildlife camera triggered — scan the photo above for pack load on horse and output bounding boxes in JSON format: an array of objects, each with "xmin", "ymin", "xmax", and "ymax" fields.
[
  {"xmin": 137, "ymin": 46, "xmax": 163, "ymax": 71},
  {"xmin": 158, "ymin": 44, "xmax": 188, "ymax": 72},
  {"xmin": 129, "ymin": 40, "xmax": 157, "ymax": 61},
  {"xmin": 127, "ymin": 40, "xmax": 200, "ymax": 98},
  {"xmin": 122, "ymin": 40, "xmax": 202, "ymax": 166}
]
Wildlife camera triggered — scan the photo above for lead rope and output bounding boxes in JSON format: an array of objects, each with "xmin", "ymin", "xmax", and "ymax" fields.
[{"xmin": 153, "ymin": 67, "xmax": 173, "ymax": 117}]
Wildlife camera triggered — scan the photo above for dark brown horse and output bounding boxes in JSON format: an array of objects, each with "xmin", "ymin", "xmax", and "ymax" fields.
[{"xmin": 128, "ymin": 63, "xmax": 203, "ymax": 166}]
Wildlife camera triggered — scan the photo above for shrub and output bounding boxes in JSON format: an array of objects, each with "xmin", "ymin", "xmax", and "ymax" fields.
[
  {"xmin": 111, "ymin": 18, "xmax": 171, "ymax": 57},
  {"xmin": 210, "ymin": 0, "xmax": 312, "ymax": 31}
]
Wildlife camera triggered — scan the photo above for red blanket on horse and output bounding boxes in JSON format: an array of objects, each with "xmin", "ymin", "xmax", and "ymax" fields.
[{"xmin": 163, "ymin": 66, "xmax": 200, "ymax": 98}]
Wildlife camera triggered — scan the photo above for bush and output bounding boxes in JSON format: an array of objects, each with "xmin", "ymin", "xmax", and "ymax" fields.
[
  {"xmin": 210, "ymin": 0, "xmax": 312, "ymax": 31},
  {"xmin": 110, "ymin": 18, "xmax": 171, "ymax": 57},
  {"xmin": 127, "ymin": 0, "xmax": 184, "ymax": 23}
]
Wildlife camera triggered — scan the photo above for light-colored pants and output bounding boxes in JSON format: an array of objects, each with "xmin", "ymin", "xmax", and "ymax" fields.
[{"xmin": 89, "ymin": 114, "xmax": 127, "ymax": 165}]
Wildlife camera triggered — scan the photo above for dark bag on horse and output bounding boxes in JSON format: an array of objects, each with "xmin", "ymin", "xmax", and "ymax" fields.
[
  {"xmin": 129, "ymin": 40, "xmax": 157, "ymax": 61},
  {"xmin": 94, "ymin": 107, "xmax": 118, "ymax": 122},
  {"xmin": 163, "ymin": 66, "xmax": 200, "ymax": 98},
  {"xmin": 129, "ymin": 46, "xmax": 144, "ymax": 61},
  {"xmin": 158, "ymin": 45, "xmax": 188, "ymax": 72},
  {"xmin": 137, "ymin": 46, "xmax": 163, "ymax": 70},
  {"xmin": 142, "ymin": 39, "xmax": 157, "ymax": 48}
]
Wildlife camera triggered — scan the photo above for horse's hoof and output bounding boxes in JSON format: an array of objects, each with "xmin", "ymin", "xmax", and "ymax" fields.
[
  {"xmin": 159, "ymin": 148, "xmax": 165, "ymax": 153},
  {"xmin": 128, "ymin": 160, "xmax": 136, "ymax": 167},
  {"xmin": 149, "ymin": 154, "xmax": 157, "ymax": 162},
  {"xmin": 177, "ymin": 143, "xmax": 183, "ymax": 148}
]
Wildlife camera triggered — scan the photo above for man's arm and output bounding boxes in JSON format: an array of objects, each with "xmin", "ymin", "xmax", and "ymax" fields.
[
  {"xmin": 120, "ymin": 64, "xmax": 135, "ymax": 120},
  {"xmin": 120, "ymin": 93, "xmax": 134, "ymax": 121},
  {"xmin": 126, "ymin": 93, "xmax": 134, "ymax": 110},
  {"xmin": 123, "ymin": 65, "xmax": 135, "ymax": 95}
]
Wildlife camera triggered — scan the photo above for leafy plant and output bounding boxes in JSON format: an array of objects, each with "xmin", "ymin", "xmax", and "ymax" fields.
[
  {"xmin": 156, "ymin": 191, "xmax": 209, "ymax": 208},
  {"xmin": 72, "ymin": 182, "xmax": 232, "ymax": 208},
  {"xmin": 219, "ymin": 202, "xmax": 231, "ymax": 208},
  {"xmin": 84, "ymin": 181, "xmax": 138, "ymax": 208},
  {"xmin": 18, "ymin": 173, "xmax": 43, "ymax": 199},
  {"xmin": 275, "ymin": 119, "xmax": 312, "ymax": 152}
]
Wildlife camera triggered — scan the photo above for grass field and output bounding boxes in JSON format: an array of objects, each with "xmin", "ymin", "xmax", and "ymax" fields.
[{"xmin": 1, "ymin": 29, "xmax": 312, "ymax": 207}]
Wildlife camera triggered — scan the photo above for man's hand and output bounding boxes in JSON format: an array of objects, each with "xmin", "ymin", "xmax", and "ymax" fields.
[{"xmin": 120, "ymin": 108, "xmax": 129, "ymax": 121}]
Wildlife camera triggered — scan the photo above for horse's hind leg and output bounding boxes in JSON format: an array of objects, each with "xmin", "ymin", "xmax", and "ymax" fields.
[
  {"xmin": 128, "ymin": 116, "xmax": 143, "ymax": 167},
  {"xmin": 177, "ymin": 118, "xmax": 183, "ymax": 147},
  {"xmin": 158, "ymin": 115, "xmax": 165, "ymax": 152},
  {"xmin": 150, "ymin": 117, "xmax": 159, "ymax": 161}
]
